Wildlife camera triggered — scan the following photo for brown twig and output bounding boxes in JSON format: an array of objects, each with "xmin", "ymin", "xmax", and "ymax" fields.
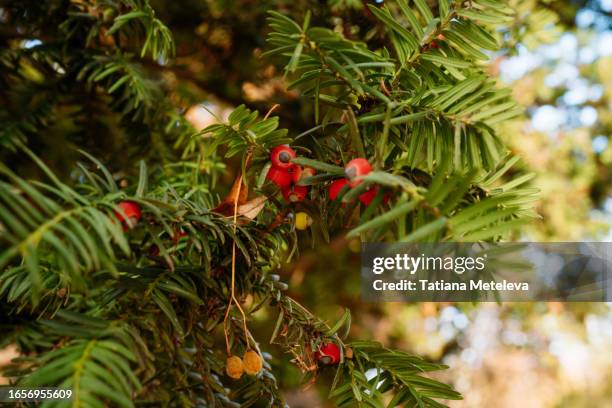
[
  {"xmin": 264, "ymin": 103, "xmax": 280, "ymax": 119},
  {"xmin": 223, "ymin": 152, "xmax": 254, "ymax": 354}
]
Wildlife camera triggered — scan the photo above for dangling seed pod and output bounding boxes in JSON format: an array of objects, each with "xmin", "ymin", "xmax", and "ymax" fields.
[
  {"xmin": 242, "ymin": 350, "xmax": 263, "ymax": 375},
  {"xmin": 226, "ymin": 355, "xmax": 244, "ymax": 379}
]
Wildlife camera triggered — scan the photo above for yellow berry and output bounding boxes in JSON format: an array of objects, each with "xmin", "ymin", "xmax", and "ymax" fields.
[
  {"xmin": 295, "ymin": 212, "xmax": 311, "ymax": 230},
  {"xmin": 226, "ymin": 356, "xmax": 244, "ymax": 379},
  {"xmin": 242, "ymin": 350, "xmax": 263, "ymax": 375}
]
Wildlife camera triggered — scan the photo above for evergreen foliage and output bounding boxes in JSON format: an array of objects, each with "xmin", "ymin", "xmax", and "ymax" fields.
[{"xmin": 0, "ymin": 1, "xmax": 537, "ymax": 406}]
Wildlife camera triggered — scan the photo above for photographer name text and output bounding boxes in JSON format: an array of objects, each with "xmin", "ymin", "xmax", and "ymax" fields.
[{"xmin": 372, "ymin": 279, "xmax": 529, "ymax": 292}]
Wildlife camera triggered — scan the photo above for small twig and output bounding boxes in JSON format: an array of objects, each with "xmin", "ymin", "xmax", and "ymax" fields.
[{"xmin": 264, "ymin": 104, "xmax": 280, "ymax": 119}]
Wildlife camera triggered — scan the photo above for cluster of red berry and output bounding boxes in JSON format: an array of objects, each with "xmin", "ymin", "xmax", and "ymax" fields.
[
  {"xmin": 331, "ymin": 158, "xmax": 388, "ymax": 206},
  {"xmin": 267, "ymin": 145, "xmax": 387, "ymax": 207},
  {"xmin": 266, "ymin": 145, "xmax": 316, "ymax": 203},
  {"xmin": 113, "ymin": 146, "xmax": 388, "ymax": 232}
]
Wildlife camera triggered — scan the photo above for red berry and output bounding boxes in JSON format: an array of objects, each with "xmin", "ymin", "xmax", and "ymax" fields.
[
  {"xmin": 270, "ymin": 145, "xmax": 296, "ymax": 170},
  {"xmin": 329, "ymin": 179, "xmax": 349, "ymax": 201},
  {"xmin": 290, "ymin": 165, "xmax": 302, "ymax": 184},
  {"xmin": 359, "ymin": 187, "xmax": 391, "ymax": 206},
  {"xmin": 287, "ymin": 164, "xmax": 303, "ymax": 184},
  {"xmin": 293, "ymin": 166, "xmax": 315, "ymax": 184},
  {"xmin": 115, "ymin": 201, "xmax": 141, "ymax": 229},
  {"xmin": 173, "ymin": 229, "xmax": 188, "ymax": 240},
  {"xmin": 267, "ymin": 166, "xmax": 293, "ymax": 188},
  {"xmin": 282, "ymin": 185, "xmax": 309, "ymax": 203},
  {"xmin": 302, "ymin": 167, "xmax": 316, "ymax": 182},
  {"xmin": 315, "ymin": 342, "xmax": 341, "ymax": 365},
  {"xmin": 345, "ymin": 158, "xmax": 372, "ymax": 187},
  {"xmin": 359, "ymin": 188, "xmax": 378, "ymax": 206},
  {"xmin": 281, "ymin": 187, "xmax": 290, "ymax": 201}
]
